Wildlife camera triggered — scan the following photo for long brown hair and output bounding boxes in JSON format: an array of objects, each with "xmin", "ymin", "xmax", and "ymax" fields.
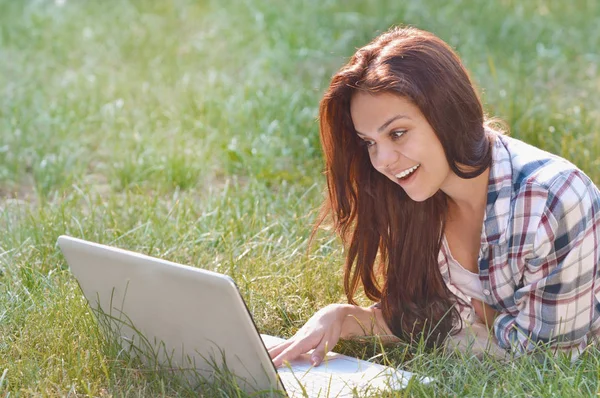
[{"xmin": 317, "ymin": 26, "xmax": 492, "ymax": 346}]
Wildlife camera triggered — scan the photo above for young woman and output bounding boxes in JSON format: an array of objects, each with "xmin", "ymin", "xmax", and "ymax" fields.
[{"xmin": 269, "ymin": 26, "xmax": 600, "ymax": 366}]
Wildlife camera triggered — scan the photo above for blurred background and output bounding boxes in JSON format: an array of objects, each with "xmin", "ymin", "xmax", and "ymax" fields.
[{"xmin": 1, "ymin": 0, "xmax": 599, "ymax": 395}]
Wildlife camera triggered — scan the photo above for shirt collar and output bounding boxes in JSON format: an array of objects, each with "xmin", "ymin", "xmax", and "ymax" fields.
[{"xmin": 481, "ymin": 133, "xmax": 514, "ymax": 246}]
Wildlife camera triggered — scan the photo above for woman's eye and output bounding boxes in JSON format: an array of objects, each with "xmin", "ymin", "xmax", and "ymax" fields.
[
  {"xmin": 391, "ymin": 130, "xmax": 406, "ymax": 139},
  {"xmin": 361, "ymin": 139, "xmax": 375, "ymax": 148}
]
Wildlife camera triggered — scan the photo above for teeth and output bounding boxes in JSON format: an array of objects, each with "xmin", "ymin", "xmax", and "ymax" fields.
[{"xmin": 395, "ymin": 164, "xmax": 420, "ymax": 179}]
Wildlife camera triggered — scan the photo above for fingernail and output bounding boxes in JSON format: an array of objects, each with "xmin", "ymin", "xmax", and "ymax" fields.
[{"xmin": 311, "ymin": 356, "xmax": 319, "ymax": 366}]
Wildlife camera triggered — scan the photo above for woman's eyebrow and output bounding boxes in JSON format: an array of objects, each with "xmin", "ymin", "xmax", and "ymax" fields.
[
  {"xmin": 378, "ymin": 114, "xmax": 410, "ymax": 133},
  {"xmin": 356, "ymin": 114, "xmax": 411, "ymax": 136}
]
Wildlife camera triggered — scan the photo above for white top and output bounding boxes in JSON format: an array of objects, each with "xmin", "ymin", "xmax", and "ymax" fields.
[
  {"xmin": 448, "ymin": 260, "xmax": 485, "ymax": 301},
  {"xmin": 443, "ymin": 238, "xmax": 485, "ymax": 301}
]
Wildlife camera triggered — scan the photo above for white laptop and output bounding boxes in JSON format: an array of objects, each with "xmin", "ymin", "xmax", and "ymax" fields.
[{"xmin": 57, "ymin": 235, "xmax": 427, "ymax": 397}]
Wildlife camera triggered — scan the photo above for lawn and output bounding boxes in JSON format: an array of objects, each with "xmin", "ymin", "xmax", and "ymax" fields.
[{"xmin": 1, "ymin": 0, "xmax": 600, "ymax": 396}]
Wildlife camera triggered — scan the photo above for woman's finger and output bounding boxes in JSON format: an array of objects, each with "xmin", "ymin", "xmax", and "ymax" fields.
[
  {"xmin": 309, "ymin": 338, "xmax": 328, "ymax": 366},
  {"xmin": 272, "ymin": 336, "xmax": 319, "ymax": 367},
  {"xmin": 309, "ymin": 333, "xmax": 340, "ymax": 366},
  {"xmin": 268, "ymin": 339, "xmax": 294, "ymax": 359}
]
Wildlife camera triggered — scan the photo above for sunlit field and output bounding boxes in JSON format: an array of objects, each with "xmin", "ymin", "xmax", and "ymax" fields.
[{"xmin": 1, "ymin": 0, "xmax": 600, "ymax": 396}]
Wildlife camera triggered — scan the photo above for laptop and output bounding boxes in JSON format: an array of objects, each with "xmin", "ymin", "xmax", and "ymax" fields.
[{"xmin": 57, "ymin": 235, "xmax": 426, "ymax": 397}]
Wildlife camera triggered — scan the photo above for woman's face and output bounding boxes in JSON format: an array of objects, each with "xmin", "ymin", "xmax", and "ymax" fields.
[{"xmin": 350, "ymin": 92, "xmax": 452, "ymax": 202}]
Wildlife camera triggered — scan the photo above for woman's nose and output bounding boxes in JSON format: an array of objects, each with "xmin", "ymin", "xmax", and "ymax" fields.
[{"xmin": 372, "ymin": 146, "xmax": 399, "ymax": 170}]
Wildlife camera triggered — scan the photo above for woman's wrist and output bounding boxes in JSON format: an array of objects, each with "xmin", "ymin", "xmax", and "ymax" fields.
[{"xmin": 333, "ymin": 304, "xmax": 381, "ymax": 338}]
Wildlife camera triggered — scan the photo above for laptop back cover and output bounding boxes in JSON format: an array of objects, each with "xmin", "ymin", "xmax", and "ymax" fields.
[{"xmin": 57, "ymin": 235, "xmax": 284, "ymax": 395}]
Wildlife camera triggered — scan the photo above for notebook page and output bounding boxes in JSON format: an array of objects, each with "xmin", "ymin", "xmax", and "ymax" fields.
[{"xmin": 261, "ymin": 334, "xmax": 430, "ymax": 397}]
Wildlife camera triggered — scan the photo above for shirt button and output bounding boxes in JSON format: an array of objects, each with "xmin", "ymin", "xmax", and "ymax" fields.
[{"xmin": 483, "ymin": 289, "xmax": 491, "ymax": 296}]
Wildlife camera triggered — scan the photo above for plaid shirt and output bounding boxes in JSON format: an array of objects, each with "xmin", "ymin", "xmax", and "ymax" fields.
[{"xmin": 439, "ymin": 133, "xmax": 600, "ymax": 354}]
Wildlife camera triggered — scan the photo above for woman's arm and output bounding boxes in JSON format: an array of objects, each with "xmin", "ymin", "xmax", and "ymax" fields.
[
  {"xmin": 269, "ymin": 303, "xmax": 398, "ymax": 367},
  {"xmin": 493, "ymin": 173, "xmax": 600, "ymax": 353},
  {"xmin": 340, "ymin": 303, "xmax": 397, "ymax": 338},
  {"xmin": 471, "ymin": 298, "xmax": 498, "ymax": 329}
]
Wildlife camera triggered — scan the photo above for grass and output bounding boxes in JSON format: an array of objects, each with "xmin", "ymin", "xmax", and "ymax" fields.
[{"xmin": 1, "ymin": 0, "xmax": 600, "ymax": 396}]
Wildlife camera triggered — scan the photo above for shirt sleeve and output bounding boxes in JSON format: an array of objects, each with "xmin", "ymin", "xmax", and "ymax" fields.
[{"xmin": 493, "ymin": 171, "xmax": 600, "ymax": 353}]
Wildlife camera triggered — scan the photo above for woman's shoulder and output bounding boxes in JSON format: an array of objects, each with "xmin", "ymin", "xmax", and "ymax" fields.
[
  {"xmin": 485, "ymin": 132, "xmax": 599, "ymax": 236},
  {"xmin": 494, "ymin": 133, "xmax": 597, "ymax": 198},
  {"xmin": 485, "ymin": 133, "xmax": 600, "ymax": 252}
]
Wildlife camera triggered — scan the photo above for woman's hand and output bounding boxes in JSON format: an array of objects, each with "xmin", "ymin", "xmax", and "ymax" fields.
[
  {"xmin": 268, "ymin": 304, "xmax": 350, "ymax": 367},
  {"xmin": 471, "ymin": 298, "xmax": 498, "ymax": 329}
]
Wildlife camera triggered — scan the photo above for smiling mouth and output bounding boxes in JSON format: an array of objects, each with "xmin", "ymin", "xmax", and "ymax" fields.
[{"xmin": 394, "ymin": 164, "xmax": 420, "ymax": 180}]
